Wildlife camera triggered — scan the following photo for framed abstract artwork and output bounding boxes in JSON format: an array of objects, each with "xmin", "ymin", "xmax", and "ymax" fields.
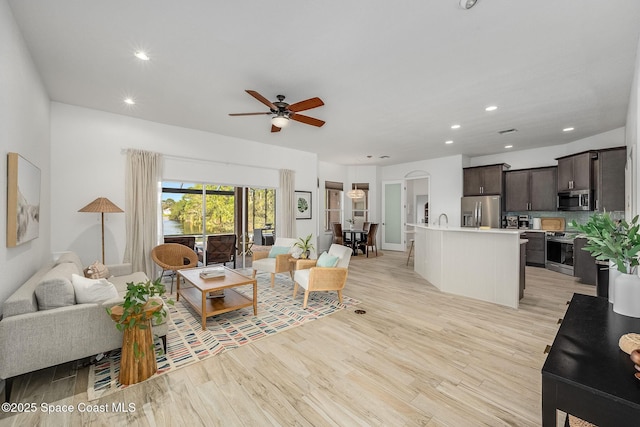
[
  {"xmin": 7, "ymin": 153, "xmax": 41, "ymax": 247},
  {"xmin": 295, "ymin": 191, "xmax": 312, "ymax": 220}
]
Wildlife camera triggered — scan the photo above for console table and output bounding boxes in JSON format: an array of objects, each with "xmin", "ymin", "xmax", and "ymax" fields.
[{"xmin": 542, "ymin": 294, "xmax": 640, "ymax": 426}]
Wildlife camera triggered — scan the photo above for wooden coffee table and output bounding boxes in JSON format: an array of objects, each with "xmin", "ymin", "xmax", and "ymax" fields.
[{"xmin": 177, "ymin": 267, "xmax": 257, "ymax": 330}]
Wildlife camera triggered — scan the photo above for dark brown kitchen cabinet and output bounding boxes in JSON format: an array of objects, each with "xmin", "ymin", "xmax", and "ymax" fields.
[
  {"xmin": 574, "ymin": 237, "xmax": 596, "ymax": 285},
  {"xmin": 556, "ymin": 152, "xmax": 594, "ymax": 192},
  {"xmin": 594, "ymin": 147, "xmax": 626, "ymax": 212},
  {"xmin": 522, "ymin": 231, "xmax": 545, "ymax": 267},
  {"xmin": 504, "ymin": 166, "xmax": 557, "ymax": 211},
  {"xmin": 463, "ymin": 164, "xmax": 510, "ymax": 196}
]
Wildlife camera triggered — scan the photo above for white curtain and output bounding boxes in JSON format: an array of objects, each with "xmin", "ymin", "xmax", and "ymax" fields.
[
  {"xmin": 123, "ymin": 149, "xmax": 162, "ymax": 278},
  {"xmin": 279, "ymin": 169, "xmax": 295, "ymax": 238}
]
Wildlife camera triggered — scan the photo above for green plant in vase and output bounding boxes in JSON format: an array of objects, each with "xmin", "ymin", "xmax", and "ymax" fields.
[
  {"xmin": 294, "ymin": 234, "xmax": 315, "ymax": 259},
  {"xmin": 572, "ymin": 212, "xmax": 640, "ymax": 317},
  {"xmin": 571, "ymin": 213, "xmax": 640, "ymax": 274}
]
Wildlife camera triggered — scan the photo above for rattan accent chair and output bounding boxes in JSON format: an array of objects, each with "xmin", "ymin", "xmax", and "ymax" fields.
[
  {"xmin": 151, "ymin": 243, "xmax": 199, "ymax": 294},
  {"xmin": 205, "ymin": 234, "xmax": 237, "ymax": 268},
  {"xmin": 293, "ymin": 244, "xmax": 352, "ymax": 308},
  {"xmin": 252, "ymin": 237, "xmax": 298, "ymax": 287}
]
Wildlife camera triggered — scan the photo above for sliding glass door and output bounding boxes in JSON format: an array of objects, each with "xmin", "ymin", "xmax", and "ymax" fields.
[{"xmin": 161, "ymin": 182, "xmax": 276, "ymax": 267}]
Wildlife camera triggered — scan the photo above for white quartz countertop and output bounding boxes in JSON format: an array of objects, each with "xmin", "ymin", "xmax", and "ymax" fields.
[{"xmin": 408, "ymin": 224, "xmax": 523, "ymax": 235}]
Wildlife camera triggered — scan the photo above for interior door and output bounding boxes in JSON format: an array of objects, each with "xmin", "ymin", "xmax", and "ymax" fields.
[{"xmin": 382, "ymin": 180, "xmax": 405, "ymax": 251}]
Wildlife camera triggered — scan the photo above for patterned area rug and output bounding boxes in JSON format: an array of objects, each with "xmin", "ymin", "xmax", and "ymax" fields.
[{"xmin": 87, "ymin": 272, "xmax": 359, "ymax": 400}]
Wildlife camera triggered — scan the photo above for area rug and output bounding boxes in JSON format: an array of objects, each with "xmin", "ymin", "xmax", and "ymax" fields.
[{"xmin": 87, "ymin": 273, "xmax": 359, "ymax": 400}]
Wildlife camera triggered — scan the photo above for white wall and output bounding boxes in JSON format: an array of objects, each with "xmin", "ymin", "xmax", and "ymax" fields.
[
  {"xmin": 381, "ymin": 155, "xmax": 464, "ymax": 228},
  {"xmin": 627, "ymin": 35, "xmax": 640, "ymax": 216},
  {"xmin": 0, "ymin": 1, "xmax": 51, "ymax": 313},
  {"xmin": 469, "ymin": 127, "xmax": 625, "ymax": 170},
  {"xmin": 50, "ymin": 102, "xmax": 318, "ymax": 266}
]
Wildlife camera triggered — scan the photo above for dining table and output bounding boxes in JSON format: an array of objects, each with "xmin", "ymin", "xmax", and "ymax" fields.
[{"xmin": 342, "ymin": 228, "xmax": 368, "ymax": 255}]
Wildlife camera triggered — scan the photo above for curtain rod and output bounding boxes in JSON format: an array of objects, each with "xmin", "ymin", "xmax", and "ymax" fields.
[{"xmin": 120, "ymin": 148, "xmax": 281, "ymax": 172}]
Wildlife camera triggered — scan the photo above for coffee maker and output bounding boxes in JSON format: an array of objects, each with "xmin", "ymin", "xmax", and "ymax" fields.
[{"xmin": 518, "ymin": 215, "xmax": 530, "ymax": 229}]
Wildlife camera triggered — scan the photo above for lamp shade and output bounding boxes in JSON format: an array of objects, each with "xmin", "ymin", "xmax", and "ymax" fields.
[
  {"xmin": 271, "ymin": 116, "xmax": 289, "ymax": 128},
  {"xmin": 347, "ymin": 188, "xmax": 365, "ymax": 199},
  {"xmin": 78, "ymin": 197, "xmax": 123, "ymax": 213}
]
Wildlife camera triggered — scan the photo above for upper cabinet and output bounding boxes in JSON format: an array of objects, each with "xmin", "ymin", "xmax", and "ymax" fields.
[
  {"xmin": 505, "ymin": 166, "xmax": 557, "ymax": 211},
  {"xmin": 463, "ymin": 164, "xmax": 510, "ymax": 196},
  {"xmin": 594, "ymin": 147, "xmax": 627, "ymax": 212},
  {"xmin": 556, "ymin": 152, "xmax": 595, "ymax": 192}
]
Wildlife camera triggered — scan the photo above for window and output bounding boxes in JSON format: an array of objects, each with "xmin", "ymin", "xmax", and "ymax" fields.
[
  {"xmin": 351, "ymin": 183, "xmax": 369, "ymax": 223},
  {"xmin": 324, "ymin": 181, "xmax": 343, "ymax": 232}
]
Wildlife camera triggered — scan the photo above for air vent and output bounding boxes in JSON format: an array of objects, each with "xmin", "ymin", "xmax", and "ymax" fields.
[{"xmin": 498, "ymin": 128, "xmax": 518, "ymax": 135}]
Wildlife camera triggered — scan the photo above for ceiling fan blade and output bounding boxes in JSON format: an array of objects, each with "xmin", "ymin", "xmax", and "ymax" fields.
[
  {"xmin": 271, "ymin": 125, "xmax": 282, "ymax": 133},
  {"xmin": 246, "ymin": 90, "xmax": 277, "ymax": 110},
  {"xmin": 290, "ymin": 113, "xmax": 325, "ymax": 127},
  {"xmin": 229, "ymin": 112, "xmax": 271, "ymax": 116},
  {"xmin": 287, "ymin": 97, "xmax": 324, "ymax": 112}
]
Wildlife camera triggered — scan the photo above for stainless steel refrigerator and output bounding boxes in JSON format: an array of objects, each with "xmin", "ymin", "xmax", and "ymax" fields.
[{"xmin": 460, "ymin": 195, "xmax": 502, "ymax": 228}]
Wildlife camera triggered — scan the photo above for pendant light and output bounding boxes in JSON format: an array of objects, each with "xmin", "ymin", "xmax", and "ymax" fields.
[{"xmin": 347, "ymin": 185, "xmax": 365, "ymax": 199}]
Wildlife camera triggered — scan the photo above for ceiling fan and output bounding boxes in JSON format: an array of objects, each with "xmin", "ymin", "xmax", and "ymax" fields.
[{"xmin": 229, "ymin": 90, "xmax": 325, "ymax": 133}]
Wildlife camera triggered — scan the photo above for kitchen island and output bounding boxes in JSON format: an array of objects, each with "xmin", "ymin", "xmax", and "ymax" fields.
[{"xmin": 411, "ymin": 224, "xmax": 524, "ymax": 309}]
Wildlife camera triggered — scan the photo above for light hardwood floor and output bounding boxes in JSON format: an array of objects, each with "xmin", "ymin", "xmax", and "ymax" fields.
[{"xmin": 1, "ymin": 251, "xmax": 595, "ymax": 426}]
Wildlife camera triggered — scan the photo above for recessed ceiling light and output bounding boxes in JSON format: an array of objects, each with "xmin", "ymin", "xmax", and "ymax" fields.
[
  {"xmin": 379, "ymin": 155, "xmax": 390, "ymax": 159},
  {"xmin": 134, "ymin": 51, "xmax": 150, "ymax": 61},
  {"xmin": 445, "ymin": 140, "xmax": 454, "ymax": 145},
  {"xmin": 451, "ymin": 124, "xmax": 461, "ymax": 130},
  {"xmin": 124, "ymin": 98, "xmax": 135, "ymax": 105},
  {"xmin": 505, "ymin": 145, "xmax": 513, "ymax": 149},
  {"xmin": 485, "ymin": 105, "xmax": 498, "ymax": 112},
  {"xmin": 459, "ymin": 0, "xmax": 478, "ymax": 9},
  {"xmin": 563, "ymin": 127, "xmax": 575, "ymax": 132}
]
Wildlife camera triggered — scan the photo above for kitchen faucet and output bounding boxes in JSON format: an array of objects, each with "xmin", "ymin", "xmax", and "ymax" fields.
[{"xmin": 438, "ymin": 213, "xmax": 448, "ymax": 227}]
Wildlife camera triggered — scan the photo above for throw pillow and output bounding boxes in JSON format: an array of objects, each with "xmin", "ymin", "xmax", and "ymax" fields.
[
  {"xmin": 71, "ymin": 273, "xmax": 119, "ymax": 304},
  {"xmin": 84, "ymin": 261, "xmax": 110, "ymax": 279},
  {"xmin": 317, "ymin": 251, "xmax": 339, "ymax": 268},
  {"xmin": 35, "ymin": 263, "xmax": 77, "ymax": 310},
  {"xmin": 268, "ymin": 246, "xmax": 290, "ymax": 258}
]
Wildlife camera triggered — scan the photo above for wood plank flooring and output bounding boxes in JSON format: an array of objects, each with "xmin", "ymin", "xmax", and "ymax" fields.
[{"xmin": 1, "ymin": 251, "xmax": 595, "ymax": 426}]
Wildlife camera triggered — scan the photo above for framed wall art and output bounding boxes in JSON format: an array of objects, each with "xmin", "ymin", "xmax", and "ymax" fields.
[
  {"xmin": 295, "ymin": 191, "xmax": 312, "ymax": 220},
  {"xmin": 7, "ymin": 152, "xmax": 41, "ymax": 247}
]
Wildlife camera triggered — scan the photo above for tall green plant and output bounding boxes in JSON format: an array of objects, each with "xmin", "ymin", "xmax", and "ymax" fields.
[{"xmin": 571, "ymin": 213, "xmax": 640, "ymax": 274}]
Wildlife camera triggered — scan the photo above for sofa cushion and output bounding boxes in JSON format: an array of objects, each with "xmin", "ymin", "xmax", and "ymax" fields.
[
  {"xmin": 35, "ymin": 263, "xmax": 79, "ymax": 310},
  {"xmin": 108, "ymin": 271, "xmax": 150, "ymax": 294},
  {"xmin": 54, "ymin": 252, "xmax": 84, "ymax": 272},
  {"xmin": 71, "ymin": 274, "xmax": 118, "ymax": 303},
  {"xmin": 83, "ymin": 261, "xmax": 110, "ymax": 279}
]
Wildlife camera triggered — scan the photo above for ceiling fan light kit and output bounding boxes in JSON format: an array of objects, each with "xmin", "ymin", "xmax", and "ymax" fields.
[
  {"xmin": 271, "ymin": 115, "xmax": 289, "ymax": 128},
  {"xmin": 459, "ymin": 0, "xmax": 478, "ymax": 10},
  {"xmin": 230, "ymin": 90, "xmax": 325, "ymax": 132}
]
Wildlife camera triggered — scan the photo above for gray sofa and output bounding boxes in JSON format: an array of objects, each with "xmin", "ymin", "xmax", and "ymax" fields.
[{"xmin": 0, "ymin": 252, "xmax": 168, "ymax": 398}]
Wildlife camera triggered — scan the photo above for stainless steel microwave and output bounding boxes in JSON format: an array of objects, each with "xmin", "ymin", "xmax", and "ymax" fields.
[{"xmin": 557, "ymin": 189, "xmax": 592, "ymax": 211}]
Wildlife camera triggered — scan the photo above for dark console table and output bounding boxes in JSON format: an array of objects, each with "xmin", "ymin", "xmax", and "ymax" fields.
[{"xmin": 542, "ymin": 294, "xmax": 640, "ymax": 426}]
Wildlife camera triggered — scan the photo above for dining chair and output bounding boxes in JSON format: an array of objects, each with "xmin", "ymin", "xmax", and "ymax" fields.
[
  {"xmin": 331, "ymin": 223, "xmax": 344, "ymax": 245},
  {"xmin": 359, "ymin": 223, "xmax": 379, "ymax": 257}
]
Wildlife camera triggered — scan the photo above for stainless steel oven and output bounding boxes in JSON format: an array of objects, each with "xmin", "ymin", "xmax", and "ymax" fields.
[{"xmin": 546, "ymin": 232, "xmax": 575, "ymax": 275}]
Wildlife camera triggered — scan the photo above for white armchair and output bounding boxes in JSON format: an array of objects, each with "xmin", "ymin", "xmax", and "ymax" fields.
[
  {"xmin": 252, "ymin": 237, "xmax": 298, "ymax": 287},
  {"xmin": 293, "ymin": 244, "xmax": 352, "ymax": 308}
]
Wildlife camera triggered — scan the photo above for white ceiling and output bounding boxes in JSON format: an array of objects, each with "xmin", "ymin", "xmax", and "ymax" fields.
[{"xmin": 8, "ymin": 0, "xmax": 640, "ymax": 166}]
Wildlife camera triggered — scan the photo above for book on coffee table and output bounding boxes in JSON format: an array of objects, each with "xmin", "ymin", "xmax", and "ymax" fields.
[
  {"xmin": 199, "ymin": 267, "xmax": 225, "ymax": 280},
  {"xmin": 206, "ymin": 289, "xmax": 225, "ymax": 299}
]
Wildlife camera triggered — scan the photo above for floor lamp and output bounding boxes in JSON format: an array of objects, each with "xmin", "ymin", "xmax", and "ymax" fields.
[{"xmin": 78, "ymin": 197, "xmax": 124, "ymax": 264}]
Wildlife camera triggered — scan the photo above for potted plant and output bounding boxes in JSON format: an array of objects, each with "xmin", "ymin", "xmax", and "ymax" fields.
[
  {"xmin": 294, "ymin": 234, "xmax": 315, "ymax": 259},
  {"xmin": 572, "ymin": 213, "xmax": 640, "ymax": 317},
  {"xmin": 346, "ymin": 218, "xmax": 355, "ymax": 230},
  {"xmin": 107, "ymin": 278, "xmax": 173, "ymax": 384}
]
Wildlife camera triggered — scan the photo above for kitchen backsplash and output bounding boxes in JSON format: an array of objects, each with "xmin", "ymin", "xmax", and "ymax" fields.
[{"xmin": 504, "ymin": 211, "xmax": 625, "ymax": 230}]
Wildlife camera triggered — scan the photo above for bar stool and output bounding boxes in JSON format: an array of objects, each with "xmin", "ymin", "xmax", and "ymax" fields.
[{"xmin": 406, "ymin": 239, "xmax": 415, "ymax": 266}]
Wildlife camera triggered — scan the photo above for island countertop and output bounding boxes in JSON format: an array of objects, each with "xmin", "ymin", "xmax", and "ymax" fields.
[{"xmin": 412, "ymin": 225, "xmax": 523, "ymax": 309}]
